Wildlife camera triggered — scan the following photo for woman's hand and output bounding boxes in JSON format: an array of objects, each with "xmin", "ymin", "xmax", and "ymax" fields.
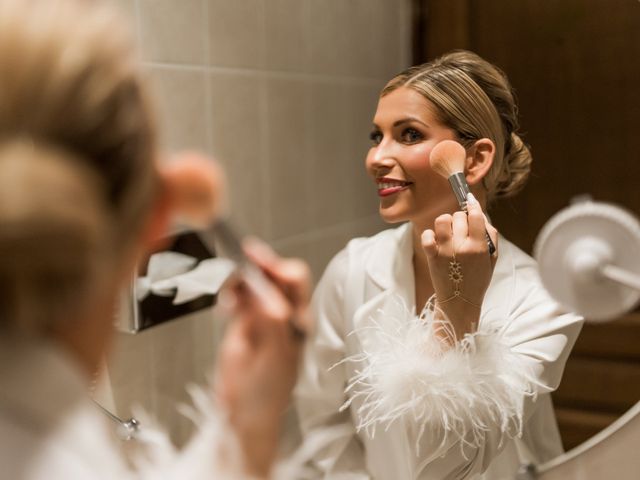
[
  {"xmin": 421, "ymin": 193, "xmax": 498, "ymax": 343},
  {"xmin": 215, "ymin": 239, "xmax": 311, "ymax": 478}
]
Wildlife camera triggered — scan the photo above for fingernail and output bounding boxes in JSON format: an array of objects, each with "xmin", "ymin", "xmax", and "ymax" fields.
[{"xmin": 467, "ymin": 192, "xmax": 477, "ymax": 204}]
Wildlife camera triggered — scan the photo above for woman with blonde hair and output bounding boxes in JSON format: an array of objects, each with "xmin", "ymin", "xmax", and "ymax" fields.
[
  {"xmin": 0, "ymin": 0, "xmax": 309, "ymax": 478},
  {"xmin": 296, "ymin": 51, "xmax": 583, "ymax": 479}
]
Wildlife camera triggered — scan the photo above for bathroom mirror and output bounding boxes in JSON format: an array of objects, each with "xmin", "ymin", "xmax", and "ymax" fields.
[
  {"xmin": 413, "ymin": 0, "xmax": 640, "ymax": 468},
  {"xmin": 515, "ymin": 199, "xmax": 640, "ymax": 479},
  {"xmin": 108, "ymin": 0, "xmax": 639, "ymax": 466}
]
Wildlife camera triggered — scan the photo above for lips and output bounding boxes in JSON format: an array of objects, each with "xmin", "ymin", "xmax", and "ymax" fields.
[{"xmin": 376, "ymin": 177, "xmax": 413, "ymax": 197}]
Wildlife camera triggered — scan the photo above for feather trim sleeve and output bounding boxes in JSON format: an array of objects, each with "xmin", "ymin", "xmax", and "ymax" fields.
[
  {"xmin": 129, "ymin": 385, "xmax": 345, "ymax": 480},
  {"xmin": 131, "ymin": 386, "xmax": 253, "ymax": 480},
  {"xmin": 337, "ymin": 294, "xmax": 542, "ymax": 455}
]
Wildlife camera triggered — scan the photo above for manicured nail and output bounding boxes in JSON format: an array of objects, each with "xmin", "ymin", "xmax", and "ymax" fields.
[{"xmin": 467, "ymin": 192, "xmax": 477, "ymax": 204}]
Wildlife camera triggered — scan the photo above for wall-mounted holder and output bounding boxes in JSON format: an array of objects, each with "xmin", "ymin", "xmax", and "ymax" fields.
[
  {"xmin": 514, "ymin": 198, "xmax": 640, "ymax": 479},
  {"xmin": 116, "ymin": 229, "xmax": 226, "ymax": 333}
]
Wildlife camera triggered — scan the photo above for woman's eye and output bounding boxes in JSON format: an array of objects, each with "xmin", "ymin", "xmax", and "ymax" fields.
[
  {"xmin": 400, "ymin": 127, "xmax": 423, "ymax": 143},
  {"xmin": 369, "ymin": 130, "xmax": 383, "ymax": 145}
]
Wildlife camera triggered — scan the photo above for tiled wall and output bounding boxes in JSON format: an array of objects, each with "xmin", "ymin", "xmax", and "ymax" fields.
[{"xmin": 106, "ymin": 0, "xmax": 411, "ymax": 446}]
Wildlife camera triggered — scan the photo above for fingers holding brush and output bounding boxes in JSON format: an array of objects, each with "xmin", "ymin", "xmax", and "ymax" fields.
[
  {"xmin": 420, "ymin": 195, "xmax": 499, "ymax": 342},
  {"xmin": 243, "ymin": 237, "xmax": 313, "ymax": 338},
  {"xmin": 466, "ymin": 193, "xmax": 498, "ymax": 264}
]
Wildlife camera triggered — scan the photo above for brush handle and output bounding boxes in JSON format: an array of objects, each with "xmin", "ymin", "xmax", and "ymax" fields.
[{"xmin": 448, "ymin": 173, "xmax": 496, "ymax": 256}]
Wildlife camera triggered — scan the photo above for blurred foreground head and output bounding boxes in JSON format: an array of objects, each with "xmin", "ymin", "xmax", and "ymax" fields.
[{"xmin": 0, "ymin": 0, "xmax": 160, "ymax": 335}]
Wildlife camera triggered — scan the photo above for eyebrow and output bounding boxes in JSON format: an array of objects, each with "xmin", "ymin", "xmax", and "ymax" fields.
[{"xmin": 372, "ymin": 117, "xmax": 430, "ymax": 129}]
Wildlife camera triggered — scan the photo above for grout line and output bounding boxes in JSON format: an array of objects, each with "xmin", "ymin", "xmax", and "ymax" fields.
[
  {"xmin": 271, "ymin": 213, "xmax": 383, "ymax": 250},
  {"xmin": 140, "ymin": 61, "xmax": 389, "ymax": 86},
  {"xmin": 259, "ymin": 0, "xmax": 272, "ymax": 240},
  {"xmin": 400, "ymin": 0, "xmax": 413, "ymax": 69},
  {"xmin": 260, "ymin": 72, "xmax": 272, "ymax": 240},
  {"xmin": 202, "ymin": 0, "xmax": 214, "ymax": 155}
]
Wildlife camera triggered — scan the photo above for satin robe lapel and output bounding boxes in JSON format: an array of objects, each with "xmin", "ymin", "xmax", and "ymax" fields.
[
  {"xmin": 351, "ymin": 223, "xmax": 416, "ymax": 354},
  {"xmin": 351, "ymin": 227, "xmax": 517, "ymax": 352},
  {"xmin": 479, "ymin": 234, "xmax": 516, "ymax": 331}
]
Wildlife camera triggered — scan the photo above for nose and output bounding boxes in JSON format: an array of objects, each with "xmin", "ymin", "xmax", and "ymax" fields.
[{"xmin": 366, "ymin": 138, "xmax": 397, "ymax": 174}]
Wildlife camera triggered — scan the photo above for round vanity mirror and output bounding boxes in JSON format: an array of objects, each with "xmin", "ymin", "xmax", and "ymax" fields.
[{"xmin": 527, "ymin": 200, "xmax": 640, "ymax": 479}]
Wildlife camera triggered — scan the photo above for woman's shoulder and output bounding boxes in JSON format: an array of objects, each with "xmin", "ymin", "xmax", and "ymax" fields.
[
  {"xmin": 347, "ymin": 223, "xmax": 406, "ymax": 253},
  {"xmin": 337, "ymin": 223, "xmax": 408, "ymax": 266},
  {"xmin": 319, "ymin": 224, "xmax": 408, "ymax": 283},
  {"xmin": 497, "ymin": 235, "xmax": 542, "ymax": 285}
]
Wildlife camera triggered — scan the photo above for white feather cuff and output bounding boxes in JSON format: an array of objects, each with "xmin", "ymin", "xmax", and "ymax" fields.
[
  {"xmin": 130, "ymin": 385, "xmax": 343, "ymax": 480},
  {"xmin": 338, "ymin": 294, "xmax": 541, "ymax": 454},
  {"xmin": 132, "ymin": 386, "xmax": 251, "ymax": 480}
]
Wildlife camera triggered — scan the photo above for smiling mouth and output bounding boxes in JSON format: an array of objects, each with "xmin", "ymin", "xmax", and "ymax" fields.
[{"xmin": 376, "ymin": 178, "xmax": 413, "ymax": 197}]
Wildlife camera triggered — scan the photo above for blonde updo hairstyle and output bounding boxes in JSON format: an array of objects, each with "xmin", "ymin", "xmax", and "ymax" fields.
[
  {"xmin": 0, "ymin": 0, "xmax": 159, "ymax": 335},
  {"xmin": 381, "ymin": 50, "xmax": 532, "ymax": 203}
]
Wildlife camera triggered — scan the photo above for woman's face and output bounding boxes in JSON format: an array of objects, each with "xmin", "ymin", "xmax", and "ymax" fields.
[{"xmin": 366, "ymin": 86, "xmax": 461, "ymax": 226}]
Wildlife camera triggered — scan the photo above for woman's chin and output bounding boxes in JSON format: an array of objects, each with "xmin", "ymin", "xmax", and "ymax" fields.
[{"xmin": 379, "ymin": 207, "xmax": 408, "ymax": 224}]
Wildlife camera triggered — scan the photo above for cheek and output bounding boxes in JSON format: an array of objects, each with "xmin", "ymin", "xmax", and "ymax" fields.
[{"xmin": 403, "ymin": 144, "xmax": 435, "ymax": 178}]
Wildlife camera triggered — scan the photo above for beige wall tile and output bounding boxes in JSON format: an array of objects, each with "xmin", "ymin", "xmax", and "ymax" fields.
[
  {"xmin": 345, "ymin": 82, "xmax": 384, "ymax": 219},
  {"xmin": 307, "ymin": 0, "xmax": 351, "ymax": 76},
  {"xmin": 345, "ymin": 0, "xmax": 405, "ymax": 79},
  {"xmin": 147, "ymin": 66, "xmax": 209, "ymax": 152},
  {"xmin": 309, "ymin": 228, "xmax": 353, "ymax": 281},
  {"xmin": 365, "ymin": 0, "xmax": 407, "ymax": 79},
  {"xmin": 108, "ymin": 329, "xmax": 156, "ymax": 419},
  {"xmin": 138, "ymin": 0, "xmax": 207, "ymax": 65},
  {"xmin": 209, "ymin": 72, "xmax": 269, "ymax": 238},
  {"xmin": 272, "ymin": 236, "xmax": 311, "ymax": 265},
  {"xmin": 351, "ymin": 214, "xmax": 388, "ymax": 240},
  {"xmin": 109, "ymin": 308, "xmax": 218, "ymax": 447},
  {"xmin": 265, "ymin": 0, "xmax": 308, "ymax": 72},
  {"xmin": 208, "ymin": 0, "xmax": 265, "ymax": 69},
  {"xmin": 266, "ymin": 77, "xmax": 313, "ymax": 240},
  {"xmin": 105, "ymin": 0, "xmax": 411, "ymax": 445},
  {"xmin": 273, "ymin": 217, "xmax": 386, "ymax": 284},
  {"xmin": 308, "ymin": 81, "xmax": 352, "ymax": 228},
  {"xmin": 300, "ymin": 215, "xmax": 386, "ymax": 282}
]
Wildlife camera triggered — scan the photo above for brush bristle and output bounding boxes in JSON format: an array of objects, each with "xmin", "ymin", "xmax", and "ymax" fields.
[
  {"xmin": 161, "ymin": 153, "xmax": 226, "ymax": 228},
  {"xmin": 429, "ymin": 140, "xmax": 466, "ymax": 178}
]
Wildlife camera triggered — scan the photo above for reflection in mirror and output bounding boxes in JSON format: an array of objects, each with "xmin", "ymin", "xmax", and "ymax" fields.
[{"xmin": 412, "ymin": 0, "xmax": 640, "ymax": 459}]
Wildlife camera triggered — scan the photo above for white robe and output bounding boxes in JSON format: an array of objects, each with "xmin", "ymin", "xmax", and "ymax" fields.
[
  {"xmin": 295, "ymin": 223, "xmax": 584, "ymax": 479},
  {"xmin": 0, "ymin": 337, "xmax": 249, "ymax": 480}
]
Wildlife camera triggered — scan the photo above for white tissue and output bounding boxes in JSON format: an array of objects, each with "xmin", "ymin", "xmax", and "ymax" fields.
[
  {"xmin": 155, "ymin": 258, "xmax": 236, "ymax": 305},
  {"xmin": 136, "ymin": 252, "xmax": 236, "ymax": 305}
]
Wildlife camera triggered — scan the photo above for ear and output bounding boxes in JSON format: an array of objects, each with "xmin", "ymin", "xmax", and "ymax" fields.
[{"xmin": 465, "ymin": 138, "xmax": 495, "ymax": 186}]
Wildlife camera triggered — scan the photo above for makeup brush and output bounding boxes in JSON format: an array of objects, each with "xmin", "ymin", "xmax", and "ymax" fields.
[
  {"xmin": 429, "ymin": 140, "xmax": 496, "ymax": 255},
  {"xmin": 161, "ymin": 152, "xmax": 227, "ymax": 229},
  {"xmin": 161, "ymin": 154, "xmax": 304, "ymax": 336}
]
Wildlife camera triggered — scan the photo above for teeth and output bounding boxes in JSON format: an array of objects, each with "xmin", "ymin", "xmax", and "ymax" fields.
[{"xmin": 379, "ymin": 181, "xmax": 407, "ymax": 189}]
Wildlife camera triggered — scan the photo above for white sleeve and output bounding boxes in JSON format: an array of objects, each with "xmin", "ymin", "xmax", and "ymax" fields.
[
  {"xmin": 294, "ymin": 249, "xmax": 372, "ymax": 479},
  {"xmin": 340, "ymin": 278, "xmax": 583, "ymax": 477},
  {"xmin": 133, "ymin": 387, "xmax": 254, "ymax": 480},
  {"xmin": 422, "ymin": 283, "xmax": 582, "ymax": 477}
]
